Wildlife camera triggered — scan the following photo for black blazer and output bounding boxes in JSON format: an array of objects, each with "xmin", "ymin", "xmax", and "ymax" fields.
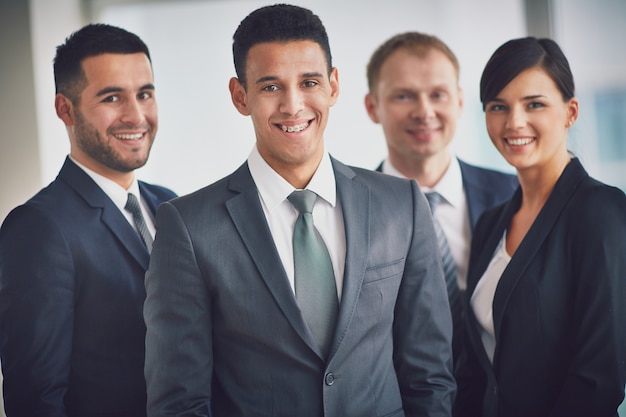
[
  {"xmin": 0, "ymin": 157, "xmax": 176, "ymax": 417},
  {"xmin": 455, "ymin": 158, "xmax": 626, "ymax": 417}
]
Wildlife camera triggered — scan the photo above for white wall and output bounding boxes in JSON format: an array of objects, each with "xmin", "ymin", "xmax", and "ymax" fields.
[{"xmin": 91, "ymin": 0, "xmax": 525, "ymax": 197}]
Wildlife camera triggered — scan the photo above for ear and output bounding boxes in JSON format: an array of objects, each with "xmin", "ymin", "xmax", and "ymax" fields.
[
  {"xmin": 364, "ymin": 93, "xmax": 380, "ymax": 124},
  {"xmin": 328, "ymin": 67, "xmax": 340, "ymax": 107},
  {"xmin": 229, "ymin": 77, "xmax": 250, "ymax": 116},
  {"xmin": 566, "ymin": 97, "xmax": 579, "ymax": 127},
  {"xmin": 55, "ymin": 93, "xmax": 75, "ymax": 126},
  {"xmin": 457, "ymin": 86, "xmax": 464, "ymax": 112}
]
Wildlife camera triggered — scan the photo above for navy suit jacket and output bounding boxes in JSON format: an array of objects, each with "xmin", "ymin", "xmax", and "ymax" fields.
[
  {"xmin": 456, "ymin": 158, "xmax": 626, "ymax": 416},
  {"xmin": 376, "ymin": 158, "xmax": 518, "ymax": 231},
  {"xmin": 144, "ymin": 158, "xmax": 456, "ymax": 417},
  {"xmin": 0, "ymin": 157, "xmax": 176, "ymax": 417}
]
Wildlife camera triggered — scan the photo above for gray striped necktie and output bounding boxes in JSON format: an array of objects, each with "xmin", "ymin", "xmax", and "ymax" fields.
[
  {"xmin": 288, "ymin": 189, "xmax": 338, "ymax": 357},
  {"xmin": 424, "ymin": 191, "xmax": 462, "ymax": 360},
  {"xmin": 125, "ymin": 193, "xmax": 153, "ymax": 253}
]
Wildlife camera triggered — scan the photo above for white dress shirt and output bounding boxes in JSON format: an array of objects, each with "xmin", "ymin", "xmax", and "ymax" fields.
[
  {"xmin": 470, "ymin": 232, "xmax": 510, "ymax": 363},
  {"xmin": 248, "ymin": 146, "xmax": 346, "ymax": 301},
  {"xmin": 382, "ymin": 156, "xmax": 471, "ymax": 289},
  {"xmin": 69, "ymin": 155, "xmax": 156, "ymax": 237}
]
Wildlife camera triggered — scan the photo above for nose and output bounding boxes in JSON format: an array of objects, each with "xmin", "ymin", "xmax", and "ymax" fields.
[
  {"xmin": 120, "ymin": 97, "xmax": 145, "ymax": 125},
  {"xmin": 279, "ymin": 87, "xmax": 305, "ymax": 116},
  {"xmin": 409, "ymin": 95, "xmax": 435, "ymax": 120},
  {"xmin": 506, "ymin": 105, "xmax": 526, "ymax": 130}
]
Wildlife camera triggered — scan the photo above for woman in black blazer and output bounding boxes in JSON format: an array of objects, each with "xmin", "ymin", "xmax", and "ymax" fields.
[{"xmin": 454, "ymin": 37, "xmax": 626, "ymax": 417}]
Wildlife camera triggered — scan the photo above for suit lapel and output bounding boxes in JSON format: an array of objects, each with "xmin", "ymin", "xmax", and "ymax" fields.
[
  {"xmin": 492, "ymin": 159, "xmax": 588, "ymax": 341},
  {"xmin": 460, "ymin": 160, "xmax": 491, "ymax": 229},
  {"xmin": 329, "ymin": 159, "xmax": 370, "ymax": 357},
  {"xmin": 59, "ymin": 158, "xmax": 150, "ymax": 269},
  {"xmin": 225, "ymin": 163, "xmax": 323, "ymax": 356}
]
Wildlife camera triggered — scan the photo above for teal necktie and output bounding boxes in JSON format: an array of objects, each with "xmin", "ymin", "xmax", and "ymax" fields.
[{"xmin": 288, "ymin": 190, "xmax": 338, "ymax": 356}]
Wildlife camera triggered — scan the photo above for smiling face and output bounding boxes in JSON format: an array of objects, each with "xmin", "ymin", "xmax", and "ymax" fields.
[
  {"xmin": 55, "ymin": 52, "xmax": 157, "ymax": 186},
  {"xmin": 229, "ymin": 40, "xmax": 339, "ymax": 188},
  {"xmin": 484, "ymin": 66, "xmax": 578, "ymax": 175},
  {"xmin": 365, "ymin": 48, "xmax": 462, "ymax": 173}
]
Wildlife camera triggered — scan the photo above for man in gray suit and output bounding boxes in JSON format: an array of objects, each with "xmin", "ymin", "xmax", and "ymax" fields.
[{"xmin": 144, "ymin": 4, "xmax": 455, "ymax": 417}]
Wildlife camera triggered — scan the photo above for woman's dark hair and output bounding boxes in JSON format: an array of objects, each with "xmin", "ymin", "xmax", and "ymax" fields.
[{"xmin": 480, "ymin": 37, "xmax": 575, "ymax": 110}]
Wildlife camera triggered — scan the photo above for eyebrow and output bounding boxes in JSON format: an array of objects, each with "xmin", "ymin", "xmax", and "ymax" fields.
[
  {"xmin": 254, "ymin": 72, "xmax": 325, "ymax": 85},
  {"xmin": 490, "ymin": 94, "xmax": 546, "ymax": 103},
  {"xmin": 95, "ymin": 84, "xmax": 155, "ymax": 97}
]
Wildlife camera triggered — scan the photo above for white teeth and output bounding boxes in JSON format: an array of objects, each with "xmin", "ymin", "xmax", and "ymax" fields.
[
  {"xmin": 507, "ymin": 137, "xmax": 534, "ymax": 146},
  {"xmin": 281, "ymin": 122, "xmax": 309, "ymax": 133},
  {"xmin": 115, "ymin": 133, "xmax": 143, "ymax": 140}
]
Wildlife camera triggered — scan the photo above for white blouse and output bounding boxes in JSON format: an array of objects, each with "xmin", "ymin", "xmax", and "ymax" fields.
[{"xmin": 470, "ymin": 232, "xmax": 511, "ymax": 363}]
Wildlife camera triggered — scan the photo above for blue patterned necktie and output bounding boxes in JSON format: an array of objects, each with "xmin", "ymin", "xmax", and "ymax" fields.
[
  {"xmin": 424, "ymin": 191, "xmax": 462, "ymax": 361},
  {"xmin": 288, "ymin": 189, "xmax": 338, "ymax": 356},
  {"xmin": 125, "ymin": 193, "xmax": 153, "ymax": 253}
]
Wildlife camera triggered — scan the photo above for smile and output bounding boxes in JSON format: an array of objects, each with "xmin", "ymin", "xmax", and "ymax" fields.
[
  {"xmin": 505, "ymin": 137, "xmax": 535, "ymax": 146},
  {"xmin": 279, "ymin": 121, "xmax": 309, "ymax": 133},
  {"xmin": 114, "ymin": 133, "xmax": 144, "ymax": 140}
]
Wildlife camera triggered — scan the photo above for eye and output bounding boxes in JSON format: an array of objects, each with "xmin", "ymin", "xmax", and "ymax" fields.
[
  {"xmin": 487, "ymin": 103, "xmax": 506, "ymax": 112},
  {"xmin": 138, "ymin": 91, "xmax": 153, "ymax": 100},
  {"xmin": 302, "ymin": 80, "xmax": 318, "ymax": 88},
  {"xmin": 393, "ymin": 93, "xmax": 413, "ymax": 101},
  {"xmin": 102, "ymin": 95, "xmax": 119, "ymax": 103},
  {"xmin": 432, "ymin": 91, "xmax": 447, "ymax": 101},
  {"xmin": 528, "ymin": 101, "xmax": 545, "ymax": 109},
  {"xmin": 262, "ymin": 84, "xmax": 279, "ymax": 92}
]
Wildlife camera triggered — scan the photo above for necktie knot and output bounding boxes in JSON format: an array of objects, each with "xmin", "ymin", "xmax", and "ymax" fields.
[
  {"xmin": 288, "ymin": 189, "xmax": 317, "ymax": 214},
  {"xmin": 424, "ymin": 191, "xmax": 443, "ymax": 214},
  {"xmin": 125, "ymin": 192, "xmax": 142, "ymax": 214}
]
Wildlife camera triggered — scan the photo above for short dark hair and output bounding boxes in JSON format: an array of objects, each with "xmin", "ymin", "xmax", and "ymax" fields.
[
  {"xmin": 480, "ymin": 37, "xmax": 575, "ymax": 110},
  {"xmin": 232, "ymin": 4, "xmax": 332, "ymax": 88},
  {"xmin": 366, "ymin": 32, "xmax": 460, "ymax": 94},
  {"xmin": 53, "ymin": 23, "xmax": 151, "ymax": 102}
]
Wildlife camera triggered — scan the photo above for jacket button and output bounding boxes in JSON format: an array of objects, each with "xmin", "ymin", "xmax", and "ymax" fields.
[{"xmin": 324, "ymin": 372, "xmax": 335, "ymax": 386}]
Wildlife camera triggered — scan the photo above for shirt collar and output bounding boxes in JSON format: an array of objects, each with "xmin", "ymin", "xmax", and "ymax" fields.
[
  {"xmin": 69, "ymin": 155, "xmax": 140, "ymax": 209},
  {"xmin": 383, "ymin": 154, "xmax": 464, "ymax": 209},
  {"xmin": 247, "ymin": 145, "xmax": 337, "ymax": 211}
]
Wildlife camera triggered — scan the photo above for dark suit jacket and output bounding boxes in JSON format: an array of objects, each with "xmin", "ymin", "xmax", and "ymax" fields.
[
  {"xmin": 0, "ymin": 157, "xmax": 176, "ymax": 417},
  {"xmin": 144, "ymin": 158, "xmax": 456, "ymax": 417},
  {"xmin": 455, "ymin": 158, "xmax": 626, "ymax": 417},
  {"xmin": 376, "ymin": 158, "xmax": 518, "ymax": 230}
]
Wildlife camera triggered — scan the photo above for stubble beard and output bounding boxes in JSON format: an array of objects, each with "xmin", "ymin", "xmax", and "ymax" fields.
[{"xmin": 73, "ymin": 109, "xmax": 153, "ymax": 173}]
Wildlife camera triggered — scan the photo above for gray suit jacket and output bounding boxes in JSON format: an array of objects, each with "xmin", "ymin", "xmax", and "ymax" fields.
[{"xmin": 144, "ymin": 157, "xmax": 456, "ymax": 417}]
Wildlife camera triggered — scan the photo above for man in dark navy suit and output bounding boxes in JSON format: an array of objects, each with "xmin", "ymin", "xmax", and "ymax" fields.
[
  {"xmin": 365, "ymin": 32, "xmax": 518, "ymax": 371},
  {"xmin": 0, "ymin": 24, "xmax": 176, "ymax": 417}
]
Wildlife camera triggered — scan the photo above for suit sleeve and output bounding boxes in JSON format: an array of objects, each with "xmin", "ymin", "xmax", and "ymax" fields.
[
  {"xmin": 393, "ymin": 181, "xmax": 456, "ymax": 417},
  {"xmin": 0, "ymin": 205, "xmax": 74, "ymax": 417},
  {"xmin": 144, "ymin": 201, "xmax": 212, "ymax": 417},
  {"xmin": 549, "ymin": 187, "xmax": 626, "ymax": 416}
]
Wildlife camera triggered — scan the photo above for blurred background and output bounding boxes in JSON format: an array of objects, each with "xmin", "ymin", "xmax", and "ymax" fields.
[
  {"xmin": 2, "ymin": 0, "xmax": 626, "ymax": 222},
  {"xmin": 0, "ymin": 0, "xmax": 625, "ymax": 414}
]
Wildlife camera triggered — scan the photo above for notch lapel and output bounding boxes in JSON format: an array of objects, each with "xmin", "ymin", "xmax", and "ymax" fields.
[
  {"xmin": 491, "ymin": 160, "xmax": 587, "ymax": 343},
  {"xmin": 328, "ymin": 160, "xmax": 370, "ymax": 358},
  {"xmin": 59, "ymin": 158, "xmax": 150, "ymax": 269},
  {"xmin": 225, "ymin": 163, "xmax": 323, "ymax": 357}
]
